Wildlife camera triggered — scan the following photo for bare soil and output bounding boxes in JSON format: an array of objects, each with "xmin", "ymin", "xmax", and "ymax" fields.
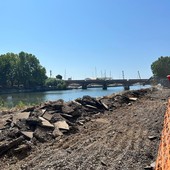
[{"xmin": 1, "ymin": 87, "xmax": 169, "ymax": 170}]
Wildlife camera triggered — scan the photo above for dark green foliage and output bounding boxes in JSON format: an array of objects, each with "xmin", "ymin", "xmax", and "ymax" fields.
[
  {"xmin": 151, "ymin": 56, "xmax": 170, "ymax": 78},
  {"xmin": 0, "ymin": 52, "xmax": 47, "ymax": 88},
  {"xmin": 56, "ymin": 74, "xmax": 62, "ymax": 80},
  {"xmin": 45, "ymin": 78, "xmax": 66, "ymax": 89}
]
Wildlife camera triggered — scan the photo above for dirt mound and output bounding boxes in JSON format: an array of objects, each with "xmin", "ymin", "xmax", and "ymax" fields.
[{"xmin": 0, "ymin": 87, "xmax": 168, "ymax": 170}]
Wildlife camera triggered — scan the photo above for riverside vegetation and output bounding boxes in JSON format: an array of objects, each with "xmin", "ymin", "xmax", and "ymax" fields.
[{"xmin": 0, "ymin": 51, "xmax": 66, "ymax": 91}]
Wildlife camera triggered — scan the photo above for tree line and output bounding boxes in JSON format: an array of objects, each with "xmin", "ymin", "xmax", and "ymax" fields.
[
  {"xmin": 0, "ymin": 51, "xmax": 65, "ymax": 89},
  {"xmin": 151, "ymin": 56, "xmax": 170, "ymax": 78},
  {"xmin": 0, "ymin": 51, "xmax": 169, "ymax": 89}
]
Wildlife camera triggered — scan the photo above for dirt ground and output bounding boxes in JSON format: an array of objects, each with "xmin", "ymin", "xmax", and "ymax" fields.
[{"xmin": 1, "ymin": 86, "xmax": 169, "ymax": 170}]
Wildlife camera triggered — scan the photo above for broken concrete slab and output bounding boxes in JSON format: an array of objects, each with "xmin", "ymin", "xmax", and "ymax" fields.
[
  {"xmin": 77, "ymin": 95, "xmax": 104, "ymax": 109},
  {"xmin": 26, "ymin": 117, "xmax": 42, "ymax": 127},
  {"xmin": 22, "ymin": 106, "xmax": 36, "ymax": 112},
  {"xmin": 42, "ymin": 112, "xmax": 53, "ymax": 121},
  {"xmin": 41, "ymin": 99, "xmax": 64, "ymax": 111},
  {"xmin": 144, "ymin": 166, "xmax": 153, "ymax": 170},
  {"xmin": 150, "ymin": 162, "xmax": 156, "ymax": 168},
  {"xmin": 7, "ymin": 128, "xmax": 20, "ymax": 138},
  {"xmin": 13, "ymin": 144, "xmax": 30, "ymax": 153},
  {"xmin": 61, "ymin": 113, "xmax": 73, "ymax": 118},
  {"xmin": 39, "ymin": 117, "xmax": 54, "ymax": 128},
  {"xmin": 0, "ymin": 136, "xmax": 24, "ymax": 156},
  {"xmin": 95, "ymin": 118, "xmax": 110, "ymax": 124},
  {"xmin": 72, "ymin": 100, "xmax": 82, "ymax": 106},
  {"xmin": 62, "ymin": 105, "xmax": 74, "ymax": 114},
  {"xmin": 148, "ymin": 135, "xmax": 157, "ymax": 140},
  {"xmin": 21, "ymin": 131, "xmax": 33, "ymax": 139},
  {"xmin": 99, "ymin": 100, "xmax": 109, "ymax": 110},
  {"xmin": 33, "ymin": 126, "xmax": 53, "ymax": 142},
  {"xmin": 52, "ymin": 126, "xmax": 63, "ymax": 138},
  {"xmin": 129, "ymin": 97, "xmax": 138, "ymax": 101},
  {"xmin": 54, "ymin": 121, "xmax": 69, "ymax": 130},
  {"xmin": 50, "ymin": 113, "xmax": 65, "ymax": 123},
  {"xmin": 0, "ymin": 119, "xmax": 7, "ymax": 130},
  {"xmin": 13, "ymin": 112, "xmax": 30, "ymax": 124},
  {"xmin": 41, "ymin": 109, "xmax": 46, "ymax": 114},
  {"xmin": 15, "ymin": 119, "xmax": 28, "ymax": 131},
  {"xmin": 85, "ymin": 104, "xmax": 98, "ymax": 109}
]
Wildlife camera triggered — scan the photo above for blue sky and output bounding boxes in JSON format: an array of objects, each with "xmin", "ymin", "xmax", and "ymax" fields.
[{"xmin": 0, "ymin": 0, "xmax": 170, "ymax": 79}]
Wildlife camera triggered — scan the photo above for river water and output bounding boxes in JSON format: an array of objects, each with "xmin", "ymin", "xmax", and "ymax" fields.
[{"xmin": 0, "ymin": 85, "xmax": 151, "ymax": 108}]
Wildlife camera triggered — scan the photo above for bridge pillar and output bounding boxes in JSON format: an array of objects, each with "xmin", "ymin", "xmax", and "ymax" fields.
[
  {"xmin": 82, "ymin": 84, "xmax": 87, "ymax": 89},
  {"xmin": 103, "ymin": 83, "xmax": 107, "ymax": 90},
  {"xmin": 124, "ymin": 85, "xmax": 130, "ymax": 90}
]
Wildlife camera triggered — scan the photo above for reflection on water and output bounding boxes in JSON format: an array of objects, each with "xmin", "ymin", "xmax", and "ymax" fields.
[{"xmin": 0, "ymin": 85, "xmax": 151, "ymax": 108}]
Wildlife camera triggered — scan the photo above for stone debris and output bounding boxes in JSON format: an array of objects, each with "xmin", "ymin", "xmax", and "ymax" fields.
[
  {"xmin": 21, "ymin": 131, "xmax": 33, "ymax": 139},
  {"xmin": 39, "ymin": 117, "xmax": 54, "ymax": 128},
  {"xmin": 150, "ymin": 162, "xmax": 156, "ymax": 168},
  {"xmin": 53, "ymin": 126, "xmax": 63, "ymax": 137},
  {"xmin": 55, "ymin": 121, "xmax": 69, "ymax": 130},
  {"xmin": 42, "ymin": 111, "xmax": 53, "ymax": 121},
  {"xmin": 0, "ymin": 136, "xmax": 24, "ymax": 156},
  {"xmin": 0, "ymin": 119, "xmax": 6, "ymax": 130},
  {"xmin": 13, "ymin": 144, "xmax": 30, "ymax": 153},
  {"xmin": 13, "ymin": 112, "xmax": 30, "ymax": 124},
  {"xmin": 0, "ymin": 88, "xmax": 150, "ymax": 157},
  {"xmin": 148, "ymin": 135, "xmax": 157, "ymax": 140},
  {"xmin": 129, "ymin": 97, "xmax": 138, "ymax": 101}
]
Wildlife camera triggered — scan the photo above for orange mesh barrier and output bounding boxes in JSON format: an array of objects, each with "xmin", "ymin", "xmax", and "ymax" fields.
[{"xmin": 155, "ymin": 99, "xmax": 170, "ymax": 170}]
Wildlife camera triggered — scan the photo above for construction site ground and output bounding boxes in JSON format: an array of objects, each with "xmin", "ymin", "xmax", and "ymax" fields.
[{"xmin": 0, "ymin": 87, "xmax": 169, "ymax": 170}]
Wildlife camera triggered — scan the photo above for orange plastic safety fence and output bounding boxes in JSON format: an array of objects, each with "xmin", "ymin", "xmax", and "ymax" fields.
[{"xmin": 155, "ymin": 99, "xmax": 170, "ymax": 170}]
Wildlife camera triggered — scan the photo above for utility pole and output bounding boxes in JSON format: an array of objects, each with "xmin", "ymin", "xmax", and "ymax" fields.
[
  {"xmin": 104, "ymin": 70, "xmax": 106, "ymax": 79},
  {"xmin": 122, "ymin": 71, "xmax": 125, "ymax": 79},
  {"xmin": 50, "ymin": 70, "xmax": 52, "ymax": 78},
  {"xmin": 64, "ymin": 69, "xmax": 66, "ymax": 80},
  {"xmin": 101, "ymin": 70, "xmax": 103, "ymax": 78},
  {"xmin": 138, "ymin": 71, "xmax": 141, "ymax": 79},
  {"xmin": 95, "ymin": 67, "xmax": 97, "ymax": 79}
]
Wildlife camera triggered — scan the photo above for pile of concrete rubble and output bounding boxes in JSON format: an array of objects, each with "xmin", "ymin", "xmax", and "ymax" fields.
[{"xmin": 0, "ymin": 89, "xmax": 149, "ymax": 157}]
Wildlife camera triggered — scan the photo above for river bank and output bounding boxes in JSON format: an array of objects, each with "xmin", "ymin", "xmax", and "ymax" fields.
[
  {"xmin": 0, "ymin": 86, "xmax": 167, "ymax": 169},
  {"xmin": 0, "ymin": 87, "xmax": 69, "ymax": 95},
  {"xmin": 0, "ymin": 85, "xmax": 150, "ymax": 108}
]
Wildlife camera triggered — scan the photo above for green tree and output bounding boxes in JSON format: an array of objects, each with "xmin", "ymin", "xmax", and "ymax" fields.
[
  {"xmin": 45, "ymin": 78, "xmax": 58, "ymax": 87},
  {"xmin": 0, "ymin": 53, "xmax": 18, "ymax": 87},
  {"xmin": 151, "ymin": 56, "xmax": 170, "ymax": 78},
  {"xmin": 45, "ymin": 78, "xmax": 66, "ymax": 89},
  {"xmin": 56, "ymin": 74, "xmax": 62, "ymax": 80},
  {"xmin": 17, "ymin": 52, "xmax": 47, "ymax": 87},
  {"xmin": 0, "ymin": 52, "xmax": 47, "ymax": 88}
]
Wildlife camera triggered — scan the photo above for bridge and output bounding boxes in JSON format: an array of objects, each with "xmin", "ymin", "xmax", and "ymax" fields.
[{"xmin": 65, "ymin": 79, "xmax": 150, "ymax": 90}]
